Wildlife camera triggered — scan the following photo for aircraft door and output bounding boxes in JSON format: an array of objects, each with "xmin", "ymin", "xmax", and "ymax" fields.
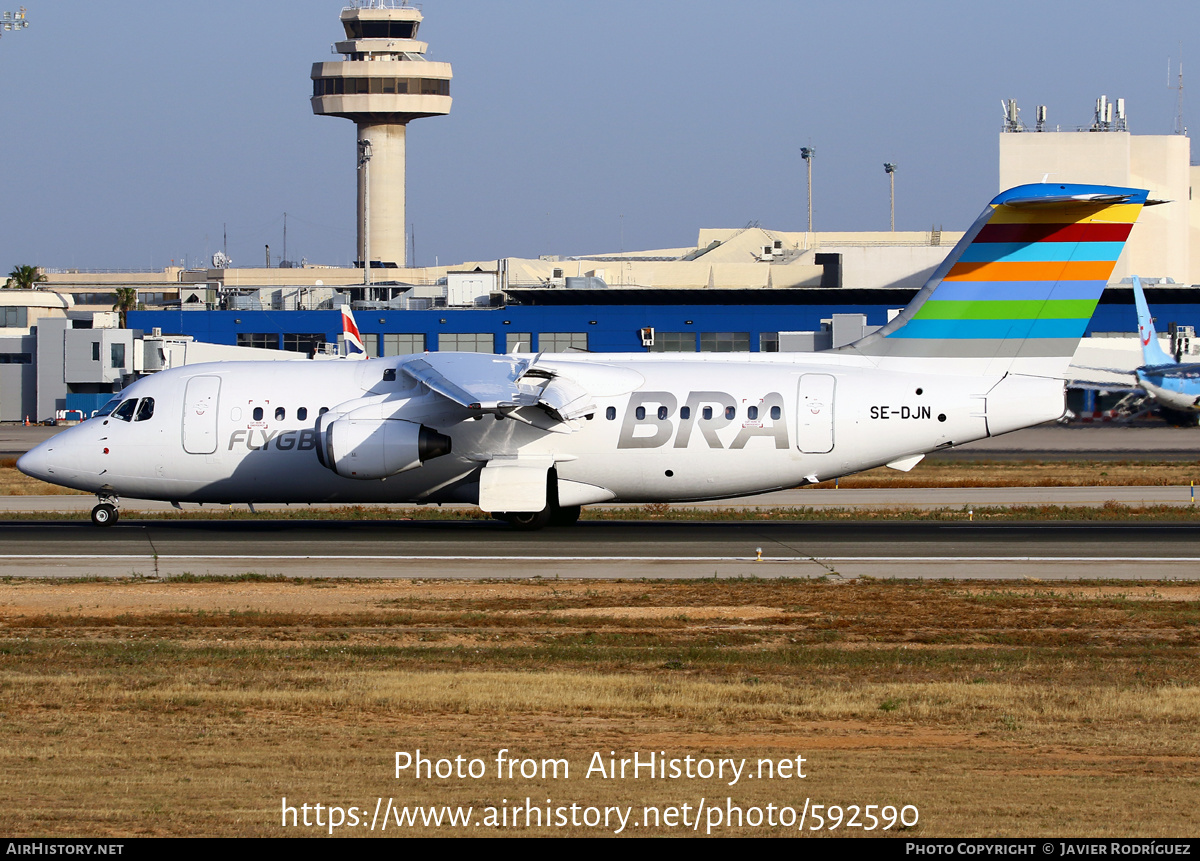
[
  {"xmin": 796, "ymin": 374, "xmax": 835, "ymax": 453},
  {"xmin": 182, "ymin": 376, "xmax": 221, "ymax": 455}
]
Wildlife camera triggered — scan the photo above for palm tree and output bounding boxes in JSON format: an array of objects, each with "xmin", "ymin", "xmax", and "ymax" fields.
[
  {"xmin": 4, "ymin": 265, "xmax": 46, "ymax": 289},
  {"xmin": 113, "ymin": 287, "xmax": 139, "ymax": 327}
]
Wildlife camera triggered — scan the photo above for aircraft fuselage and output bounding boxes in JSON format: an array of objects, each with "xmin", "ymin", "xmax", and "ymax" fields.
[{"xmin": 18, "ymin": 353, "xmax": 1046, "ymax": 509}]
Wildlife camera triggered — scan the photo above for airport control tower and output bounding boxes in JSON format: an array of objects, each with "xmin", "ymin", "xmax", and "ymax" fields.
[{"xmin": 311, "ymin": 1, "xmax": 452, "ymax": 272}]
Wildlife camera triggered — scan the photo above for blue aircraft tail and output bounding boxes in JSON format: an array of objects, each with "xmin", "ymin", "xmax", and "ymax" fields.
[{"xmin": 1131, "ymin": 276, "xmax": 1176, "ymax": 367}]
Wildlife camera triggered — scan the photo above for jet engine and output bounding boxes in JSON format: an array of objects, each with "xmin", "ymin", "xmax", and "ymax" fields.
[{"xmin": 321, "ymin": 418, "xmax": 452, "ymax": 480}]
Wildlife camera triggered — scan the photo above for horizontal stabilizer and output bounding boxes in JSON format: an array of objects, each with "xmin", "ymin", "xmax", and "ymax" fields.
[{"xmin": 1001, "ymin": 192, "xmax": 1137, "ymax": 208}]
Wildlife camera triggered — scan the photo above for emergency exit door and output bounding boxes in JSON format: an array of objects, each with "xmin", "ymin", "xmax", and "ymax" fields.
[
  {"xmin": 182, "ymin": 376, "xmax": 221, "ymax": 455},
  {"xmin": 796, "ymin": 374, "xmax": 835, "ymax": 453}
]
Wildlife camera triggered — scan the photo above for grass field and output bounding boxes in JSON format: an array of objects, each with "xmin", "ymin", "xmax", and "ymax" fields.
[
  {"xmin": 2, "ymin": 577, "xmax": 1199, "ymax": 837},
  {"xmin": 4, "ymin": 451, "xmax": 1199, "ymax": 836}
]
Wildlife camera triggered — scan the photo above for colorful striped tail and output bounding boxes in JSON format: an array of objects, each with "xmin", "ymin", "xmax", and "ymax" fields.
[{"xmin": 848, "ymin": 183, "xmax": 1148, "ymax": 375}]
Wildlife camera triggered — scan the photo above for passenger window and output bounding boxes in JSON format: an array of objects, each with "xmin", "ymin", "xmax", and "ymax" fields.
[
  {"xmin": 134, "ymin": 398, "xmax": 155, "ymax": 422},
  {"xmin": 298, "ymin": 407, "xmax": 308, "ymax": 421},
  {"xmin": 253, "ymin": 407, "xmax": 264, "ymax": 421},
  {"xmin": 771, "ymin": 406, "xmax": 781, "ymax": 420},
  {"xmin": 606, "ymin": 407, "xmax": 616, "ymax": 421},
  {"xmin": 275, "ymin": 407, "xmax": 286, "ymax": 421},
  {"xmin": 112, "ymin": 399, "xmax": 138, "ymax": 422},
  {"xmin": 680, "ymin": 406, "xmax": 691, "ymax": 420},
  {"xmin": 725, "ymin": 406, "xmax": 736, "ymax": 420},
  {"xmin": 702, "ymin": 406, "xmax": 713, "ymax": 420},
  {"xmin": 383, "ymin": 369, "xmax": 397, "ymax": 382},
  {"xmin": 231, "ymin": 407, "xmax": 242, "ymax": 421},
  {"xmin": 635, "ymin": 406, "xmax": 646, "ymax": 420},
  {"xmin": 319, "ymin": 407, "xmax": 329, "ymax": 415},
  {"xmin": 747, "ymin": 406, "xmax": 759, "ymax": 421},
  {"xmin": 657, "ymin": 406, "xmax": 668, "ymax": 420}
]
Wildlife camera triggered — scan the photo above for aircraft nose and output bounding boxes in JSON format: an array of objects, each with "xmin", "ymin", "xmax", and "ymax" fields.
[{"xmin": 16, "ymin": 445, "xmax": 53, "ymax": 481}]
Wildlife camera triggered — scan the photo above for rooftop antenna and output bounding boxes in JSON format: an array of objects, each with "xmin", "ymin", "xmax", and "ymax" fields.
[
  {"xmin": 1169, "ymin": 49, "xmax": 1186, "ymax": 135},
  {"xmin": 1002, "ymin": 99, "xmax": 1023, "ymax": 132},
  {"xmin": 0, "ymin": 6, "xmax": 29, "ymax": 41}
]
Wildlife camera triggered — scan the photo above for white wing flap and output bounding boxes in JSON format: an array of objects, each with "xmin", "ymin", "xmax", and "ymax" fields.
[{"xmin": 537, "ymin": 377, "xmax": 596, "ymax": 422}]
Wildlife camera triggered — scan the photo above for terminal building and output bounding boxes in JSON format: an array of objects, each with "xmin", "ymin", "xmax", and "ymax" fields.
[{"xmin": 3, "ymin": 2, "xmax": 1198, "ymax": 421}]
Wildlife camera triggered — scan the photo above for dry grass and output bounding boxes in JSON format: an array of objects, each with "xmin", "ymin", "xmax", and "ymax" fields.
[
  {"xmin": 813, "ymin": 459, "xmax": 1200, "ymax": 488},
  {"xmin": 2, "ymin": 578, "xmax": 1200, "ymax": 836},
  {"xmin": 0, "ymin": 458, "xmax": 85, "ymax": 495}
]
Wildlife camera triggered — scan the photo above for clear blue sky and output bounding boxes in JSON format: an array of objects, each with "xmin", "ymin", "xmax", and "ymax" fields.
[{"xmin": 0, "ymin": 0, "xmax": 1195, "ymax": 274}]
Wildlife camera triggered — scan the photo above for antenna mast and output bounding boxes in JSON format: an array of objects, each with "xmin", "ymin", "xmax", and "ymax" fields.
[{"xmin": 1170, "ymin": 50, "xmax": 1186, "ymax": 135}]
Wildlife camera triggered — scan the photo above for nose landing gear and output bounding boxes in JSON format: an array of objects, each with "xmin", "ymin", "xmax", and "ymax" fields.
[{"xmin": 91, "ymin": 495, "xmax": 120, "ymax": 527}]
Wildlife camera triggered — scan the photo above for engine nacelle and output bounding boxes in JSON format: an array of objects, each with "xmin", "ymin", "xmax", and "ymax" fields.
[{"xmin": 323, "ymin": 418, "xmax": 452, "ymax": 480}]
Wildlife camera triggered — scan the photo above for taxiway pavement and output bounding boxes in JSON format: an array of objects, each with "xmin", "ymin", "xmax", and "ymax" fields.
[{"xmin": 1, "ymin": 519, "xmax": 1197, "ymax": 581}]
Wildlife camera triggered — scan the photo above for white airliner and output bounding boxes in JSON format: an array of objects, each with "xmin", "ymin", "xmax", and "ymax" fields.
[{"xmin": 19, "ymin": 183, "xmax": 1150, "ymax": 529}]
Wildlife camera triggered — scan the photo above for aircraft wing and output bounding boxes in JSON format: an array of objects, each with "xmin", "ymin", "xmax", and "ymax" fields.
[
  {"xmin": 397, "ymin": 353, "xmax": 599, "ymax": 424},
  {"xmin": 399, "ymin": 353, "xmax": 542, "ymax": 411}
]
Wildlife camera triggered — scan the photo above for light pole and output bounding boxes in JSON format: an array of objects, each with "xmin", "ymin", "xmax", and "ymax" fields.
[
  {"xmin": 884, "ymin": 163, "xmax": 897, "ymax": 232},
  {"xmin": 800, "ymin": 147, "xmax": 815, "ymax": 233},
  {"xmin": 358, "ymin": 138, "xmax": 373, "ymax": 291}
]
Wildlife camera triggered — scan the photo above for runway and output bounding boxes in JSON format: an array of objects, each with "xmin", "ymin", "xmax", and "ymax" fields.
[{"xmin": 2, "ymin": 519, "xmax": 1197, "ymax": 580}]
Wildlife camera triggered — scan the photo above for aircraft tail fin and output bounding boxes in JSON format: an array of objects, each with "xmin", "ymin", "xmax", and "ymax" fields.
[
  {"xmin": 845, "ymin": 183, "xmax": 1149, "ymax": 377},
  {"xmin": 341, "ymin": 305, "xmax": 367, "ymax": 360},
  {"xmin": 1132, "ymin": 276, "xmax": 1176, "ymax": 367}
]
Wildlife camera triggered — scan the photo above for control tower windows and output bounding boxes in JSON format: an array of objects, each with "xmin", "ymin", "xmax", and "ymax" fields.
[
  {"xmin": 343, "ymin": 20, "xmax": 419, "ymax": 40},
  {"xmin": 313, "ymin": 78, "xmax": 450, "ymax": 98}
]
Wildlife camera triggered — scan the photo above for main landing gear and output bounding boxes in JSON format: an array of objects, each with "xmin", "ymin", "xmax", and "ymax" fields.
[
  {"xmin": 491, "ymin": 471, "xmax": 583, "ymax": 531},
  {"xmin": 91, "ymin": 495, "xmax": 120, "ymax": 527},
  {"xmin": 493, "ymin": 504, "xmax": 581, "ymax": 531}
]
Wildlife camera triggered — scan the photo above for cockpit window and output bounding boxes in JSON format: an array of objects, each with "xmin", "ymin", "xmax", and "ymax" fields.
[
  {"xmin": 95, "ymin": 394, "xmax": 122, "ymax": 418},
  {"xmin": 111, "ymin": 399, "xmax": 138, "ymax": 422},
  {"xmin": 135, "ymin": 398, "xmax": 155, "ymax": 422}
]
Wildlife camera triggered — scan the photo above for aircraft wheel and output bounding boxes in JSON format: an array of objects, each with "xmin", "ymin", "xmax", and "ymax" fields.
[
  {"xmin": 549, "ymin": 505, "xmax": 582, "ymax": 526},
  {"xmin": 501, "ymin": 509, "xmax": 553, "ymax": 531},
  {"xmin": 91, "ymin": 503, "xmax": 119, "ymax": 527}
]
